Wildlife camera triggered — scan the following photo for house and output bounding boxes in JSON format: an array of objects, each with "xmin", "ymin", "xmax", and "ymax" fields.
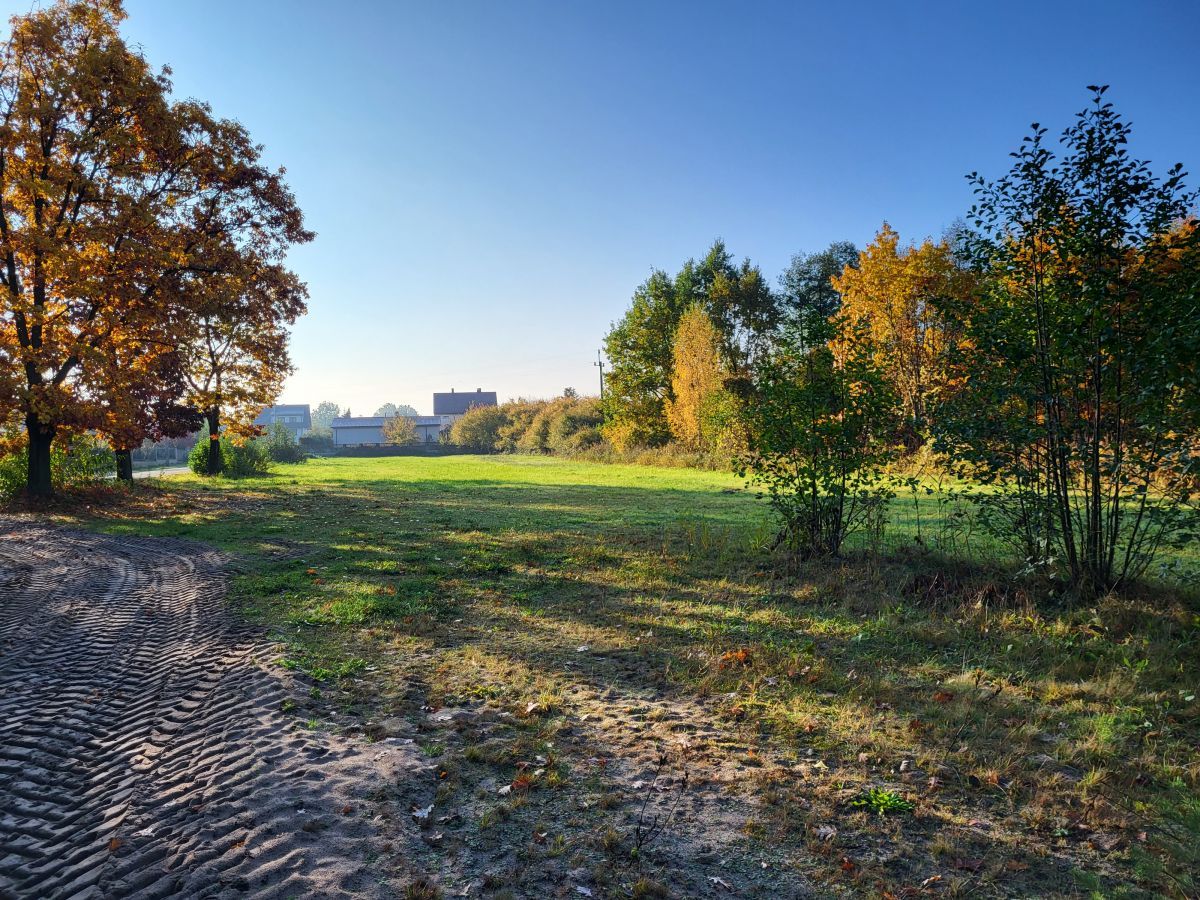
[
  {"xmin": 433, "ymin": 388, "xmax": 497, "ymax": 419},
  {"xmin": 254, "ymin": 404, "xmax": 311, "ymax": 440},
  {"xmin": 331, "ymin": 415, "xmax": 453, "ymax": 447}
]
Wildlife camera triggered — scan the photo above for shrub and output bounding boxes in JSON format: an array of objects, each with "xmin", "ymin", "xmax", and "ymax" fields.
[
  {"xmin": 450, "ymin": 405, "xmax": 509, "ymax": 452},
  {"xmin": 737, "ymin": 316, "xmax": 898, "ymax": 559},
  {"xmin": 264, "ymin": 422, "xmax": 307, "ymax": 463},
  {"xmin": 496, "ymin": 398, "xmax": 547, "ymax": 452},
  {"xmin": 225, "ymin": 439, "xmax": 272, "ymax": 477},
  {"xmin": 940, "ymin": 89, "xmax": 1200, "ymax": 596},
  {"xmin": 0, "ymin": 432, "xmax": 114, "ymax": 501},
  {"xmin": 382, "ymin": 416, "xmax": 418, "ymax": 446},
  {"xmin": 189, "ymin": 422, "xmax": 272, "ymax": 477},
  {"xmin": 546, "ymin": 397, "xmax": 604, "ymax": 454}
]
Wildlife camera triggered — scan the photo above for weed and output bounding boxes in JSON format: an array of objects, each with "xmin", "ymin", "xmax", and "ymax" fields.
[{"xmin": 848, "ymin": 787, "xmax": 915, "ymax": 817}]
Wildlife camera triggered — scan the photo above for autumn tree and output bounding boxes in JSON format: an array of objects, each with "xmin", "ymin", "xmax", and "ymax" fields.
[
  {"xmin": 0, "ymin": 0, "xmax": 310, "ymax": 492},
  {"xmin": 602, "ymin": 241, "xmax": 777, "ymax": 449},
  {"xmin": 0, "ymin": 0, "xmax": 181, "ymax": 494},
  {"xmin": 87, "ymin": 347, "xmax": 199, "ymax": 481},
  {"xmin": 674, "ymin": 241, "xmax": 778, "ymax": 371},
  {"xmin": 602, "ymin": 269, "xmax": 683, "ymax": 448},
  {"xmin": 178, "ymin": 261, "xmax": 308, "ymax": 476},
  {"xmin": 665, "ymin": 305, "xmax": 737, "ymax": 453},
  {"xmin": 940, "ymin": 87, "xmax": 1200, "ymax": 596},
  {"xmin": 383, "ymin": 415, "xmax": 418, "ymax": 446},
  {"xmin": 832, "ymin": 225, "xmax": 974, "ymax": 444}
]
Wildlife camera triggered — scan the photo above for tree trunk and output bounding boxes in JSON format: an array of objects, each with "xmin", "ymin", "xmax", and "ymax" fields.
[
  {"xmin": 205, "ymin": 407, "xmax": 222, "ymax": 476},
  {"xmin": 26, "ymin": 413, "xmax": 55, "ymax": 497},
  {"xmin": 115, "ymin": 449, "xmax": 134, "ymax": 483}
]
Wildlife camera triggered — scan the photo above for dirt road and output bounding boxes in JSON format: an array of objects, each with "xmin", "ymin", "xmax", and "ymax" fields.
[{"xmin": 0, "ymin": 521, "xmax": 421, "ymax": 899}]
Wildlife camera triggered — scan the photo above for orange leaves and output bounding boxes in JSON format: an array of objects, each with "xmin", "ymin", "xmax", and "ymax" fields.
[
  {"xmin": 932, "ymin": 690, "xmax": 955, "ymax": 704},
  {"xmin": 0, "ymin": 1, "xmax": 311, "ymax": 493},
  {"xmin": 831, "ymin": 225, "xmax": 976, "ymax": 428},
  {"xmin": 718, "ymin": 648, "xmax": 752, "ymax": 670}
]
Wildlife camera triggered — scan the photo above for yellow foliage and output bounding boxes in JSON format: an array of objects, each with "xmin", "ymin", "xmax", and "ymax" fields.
[
  {"xmin": 665, "ymin": 306, "xmax": 729, "ymax": 451},
  {"xmin": 832, "ymin": 224, "xmax": 975, "ymax": 439}
]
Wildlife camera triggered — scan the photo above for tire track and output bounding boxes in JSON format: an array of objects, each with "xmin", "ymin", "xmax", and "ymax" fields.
[{"xmin": 0, "ymin": 520, "xmax": 425, "ymax": 899}]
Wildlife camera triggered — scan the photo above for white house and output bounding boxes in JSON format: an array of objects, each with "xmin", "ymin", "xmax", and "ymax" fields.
[{"xmin": 254, "ymin": 404, "xmax": 311, "ymax": 440}]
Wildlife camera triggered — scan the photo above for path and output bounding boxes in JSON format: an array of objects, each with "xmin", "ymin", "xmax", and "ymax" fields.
[
  {"xmin": 132, "ymin": 466, "xmax": 190, "ymax": 479},
  {"xmin": 0, "ymin": 521, "xmax": 423, "ymax": 899}
]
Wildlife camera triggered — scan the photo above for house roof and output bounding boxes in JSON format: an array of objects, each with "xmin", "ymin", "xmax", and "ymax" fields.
[
  {"xmin": 254, "ymin": 404, "xmax": 311, "ymax": 428},
  {"xmin": 433, "ymin": 390, "xmax": 498, "ymax": 415}
]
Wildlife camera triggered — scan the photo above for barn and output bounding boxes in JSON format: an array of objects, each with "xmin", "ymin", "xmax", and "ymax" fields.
[{"xmin": 330, "ymin": 415, "xmax": 452, "ymax": 447}]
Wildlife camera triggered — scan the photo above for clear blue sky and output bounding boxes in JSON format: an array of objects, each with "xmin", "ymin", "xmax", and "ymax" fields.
[{"xmin": 11, "ymin": 1, "xmax": 1200, "ymax": 414}]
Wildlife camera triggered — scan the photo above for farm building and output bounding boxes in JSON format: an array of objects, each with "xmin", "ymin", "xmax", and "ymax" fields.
[
  {"xmin": 330, "ymin": 415, "xmax": 453, "ymax": 447},
  {"xmin": 433, "ymin": 389, "xmax": 497, "ymax": 418},
  {"xmin": 254, "ymin": 404, "xmax": 311, "ymax": 440}
]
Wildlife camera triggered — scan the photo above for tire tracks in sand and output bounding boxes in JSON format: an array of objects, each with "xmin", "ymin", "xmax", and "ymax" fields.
[{"xmin": 0, "ymin": 520, "xmax": 425, "ymax": 899}]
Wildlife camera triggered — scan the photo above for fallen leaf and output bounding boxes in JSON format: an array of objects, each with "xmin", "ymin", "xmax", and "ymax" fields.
[
  {"xmin": 840, "ymin": 856, "xmax": 856, "ymax": 873},
  {"xmin": 412, "ymin": 804, "xmax": 433, "ymax": 823},
  {"xmin": 708, "ymin": 876, "xmax": 733, "ymax": 890},
  {"xmin": 108, "ymin": 837, "xmax": 122, "ymax": 852},
  {"xmin": 933, "ymin": 690, "xmax": 954, "ymax": 704}
]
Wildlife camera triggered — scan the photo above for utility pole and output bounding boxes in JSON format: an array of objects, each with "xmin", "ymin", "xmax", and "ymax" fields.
[{"xmin": 593, "ymin": 350, "xmax": 606, "ymax": 399}]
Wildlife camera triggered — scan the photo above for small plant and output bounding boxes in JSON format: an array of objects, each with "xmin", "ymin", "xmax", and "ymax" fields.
[{"xmin": 849, "ymin": 787, "xmax": 914, "ymax": 817}]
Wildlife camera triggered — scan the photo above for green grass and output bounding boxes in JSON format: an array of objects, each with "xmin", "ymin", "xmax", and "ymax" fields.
[{"xmin": 60, "ymin": 454, "xmax": 1200, "ymax": 897}]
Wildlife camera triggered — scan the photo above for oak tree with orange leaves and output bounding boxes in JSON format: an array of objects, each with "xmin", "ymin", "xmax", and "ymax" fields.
[{"xmin": 0, "ymin": 0, "xmax": 310, "ymax": 493}]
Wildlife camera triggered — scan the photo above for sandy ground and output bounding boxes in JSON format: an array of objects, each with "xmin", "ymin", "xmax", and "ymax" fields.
[
  {"xmin": 0, "ymin": 519, "xmax": 826, "ymax": 899},
  {"xmin": 0, "ymin": 520, "xmax": 427, "ymax": 899}
]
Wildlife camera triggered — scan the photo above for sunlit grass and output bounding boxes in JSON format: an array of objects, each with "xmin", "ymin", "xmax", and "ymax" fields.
[{"xmin": 59, "ymin": 454, "xmax": 1200, "ymax": 897}]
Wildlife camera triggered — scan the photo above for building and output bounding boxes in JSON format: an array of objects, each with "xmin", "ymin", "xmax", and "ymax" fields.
[
  {"xmin": 254, "ymin": 404, "xmax": 311, "ymax": 440},
  {"xmin": 433, "ymin": 388, "xmax": 498, "ymax": 419},
  {"xmin": 330, "ymin": 390, "xmax": 497, "ymax": 447},
  {"xmin": 331, "ymin": 415, "xmax": 453, "ymax": 447}
]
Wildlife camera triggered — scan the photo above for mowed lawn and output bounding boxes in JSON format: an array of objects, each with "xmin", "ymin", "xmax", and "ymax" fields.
[{"xmin": 68, "ymin": 455, "xmax": 1199, "ymax": 897}]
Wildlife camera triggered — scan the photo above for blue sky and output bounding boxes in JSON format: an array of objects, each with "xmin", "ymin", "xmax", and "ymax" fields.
[{"xmin": 10, "ymin": 1, "xmax": 1199, "ymax": 414}]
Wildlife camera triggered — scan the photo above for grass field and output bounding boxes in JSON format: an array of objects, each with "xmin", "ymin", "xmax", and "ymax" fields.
[{"xmin": 58, "ymin": 455, "xmax": 1200, "ymax": 897}]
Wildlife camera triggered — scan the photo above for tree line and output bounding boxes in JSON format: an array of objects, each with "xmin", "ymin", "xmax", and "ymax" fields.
[
  {"xmin": 0, "ymin": 0, "xmax": 310, "ymax": 495},
  {"xmin": 599, "ymin": 87, "xmax": 1199, "ymax": 598}
]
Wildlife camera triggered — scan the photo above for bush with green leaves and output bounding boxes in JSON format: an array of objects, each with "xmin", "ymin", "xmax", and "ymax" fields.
[
  {"xmin": 0, "ymin": 432, "xmax": 114, "ymax": 501},
  {"xmin": 189, "ymin": 423, "xmax": 271, "ymax": 477},
  {"xmin": 737, "ymin": 314, "xmax": 898, "ymax": 559},
  {"xmin": 264, "ymin": 422, "xmax": 306, "ymax": 463},
  {"xmin": 939, "ymin": 87, "xmax": 1200, "ymax": 596}
]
